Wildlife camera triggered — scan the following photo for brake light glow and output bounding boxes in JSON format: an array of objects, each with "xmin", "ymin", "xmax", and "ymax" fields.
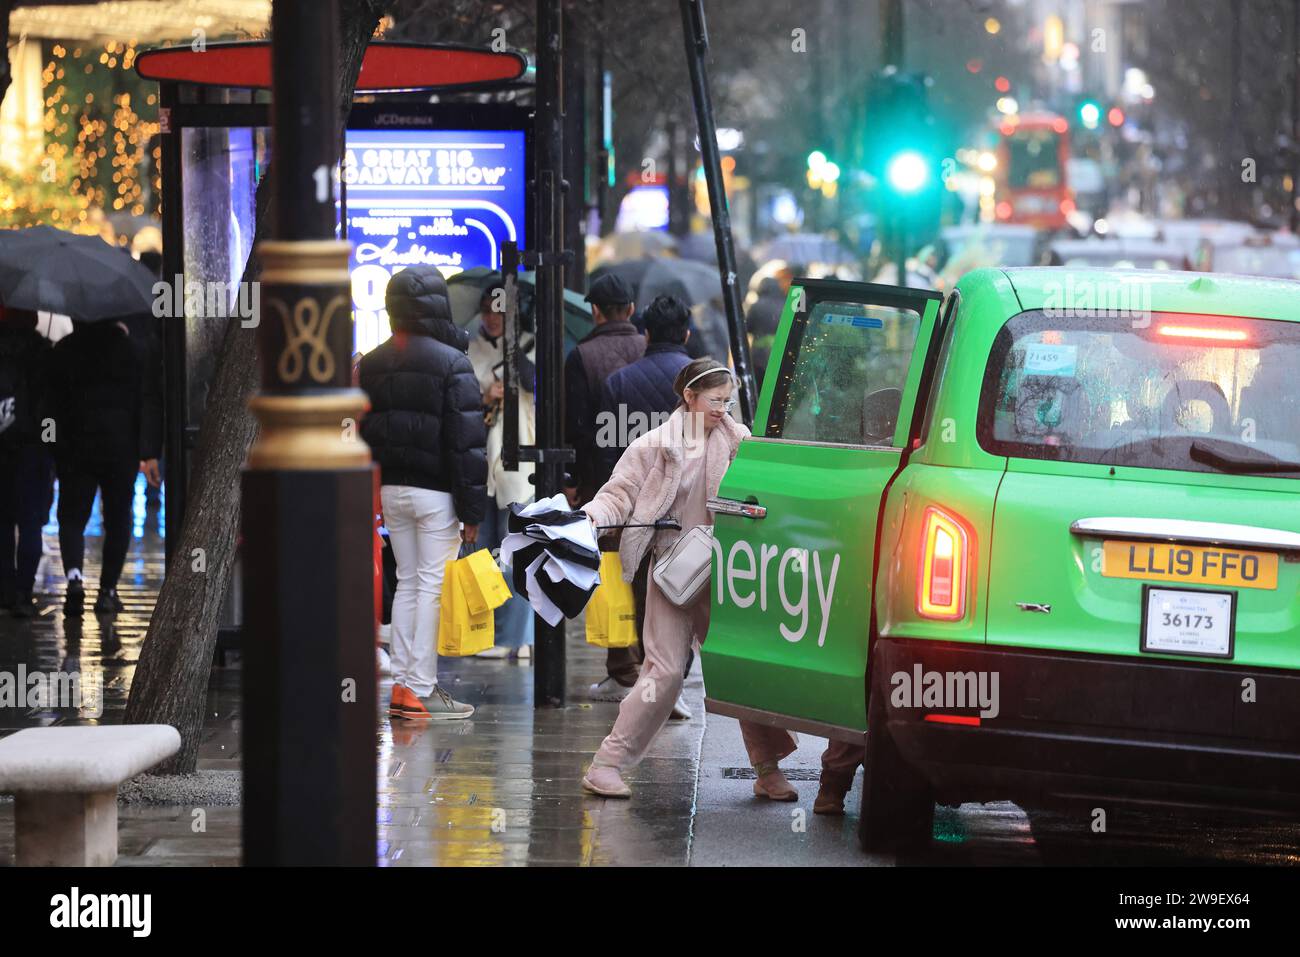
[
  {"xmin": 916, "ymin": 506, "xmax": 971, "ymax": 621},
  {"xmin": 924, "ymin": 714, "xmax": 981, "ymax": 727},
  {"xmin": 1156, "ymin": 324, "xmax": 1249, "ymax": 343}
]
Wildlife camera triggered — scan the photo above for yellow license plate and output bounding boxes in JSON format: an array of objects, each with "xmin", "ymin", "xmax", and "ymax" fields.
[{"xmin": 1101, "ymin": 540, "xmax": 1278, "ymax": 590}]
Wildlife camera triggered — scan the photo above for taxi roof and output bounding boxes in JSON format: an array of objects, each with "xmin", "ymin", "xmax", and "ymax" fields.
[{"xmin": 993, "ymin": 267, "xmax": 1300, "ymax": 323}]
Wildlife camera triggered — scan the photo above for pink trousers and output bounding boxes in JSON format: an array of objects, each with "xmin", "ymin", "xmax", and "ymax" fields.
[{"xmin": 593, "ymin": 572, "xmax": 707, "ymax": 770}]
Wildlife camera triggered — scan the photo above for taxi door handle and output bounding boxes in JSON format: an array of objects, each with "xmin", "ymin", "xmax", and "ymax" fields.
[{"xmin": 707, "ymin": 497, "xmax": 766, "ymax": 519}]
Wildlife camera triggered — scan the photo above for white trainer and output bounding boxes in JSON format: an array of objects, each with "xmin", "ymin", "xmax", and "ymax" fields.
[{"xmin": 588, "ymin": 677, "xmax": 633, "ymax": 702}]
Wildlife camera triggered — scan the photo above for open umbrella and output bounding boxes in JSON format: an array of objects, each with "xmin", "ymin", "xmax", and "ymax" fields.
[
  {"xmin": 593, "ymin": 231, "xmax": 678, "ymax": 266},
  {"xmin": 0, "ymin": 225, "xmax": 157, "ymax": 321},
  {"xmin": 757, "ymin": 232, "xmax": 854, "ymax": 268},
  {"xmin": 590, "ymin": 257, "xmax": 735, "ymax": 359},
  {"xmin": 590, "ymin": 256, "xmax": 723, "ymax": 309},
  {"xmin": 446, "ymin": 267, "xmax": 594, "ymax": 354}
]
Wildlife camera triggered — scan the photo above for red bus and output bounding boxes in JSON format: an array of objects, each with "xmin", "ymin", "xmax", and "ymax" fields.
[{"xmin": 994, "ymin": 112, "xmax": 1074, "ymax": 232}]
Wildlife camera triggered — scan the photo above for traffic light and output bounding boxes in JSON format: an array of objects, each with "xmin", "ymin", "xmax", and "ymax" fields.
[
  {"xmin": 1077, "ymin": 98, "xmax": 1102, "ymax": 130},
  {"xmin": 865, "ymin": 71, "xmax": 944, "ymax": 239},
  {"xmin": 806, "ymin": 150, "xmax": 840, "ymax": 197}
]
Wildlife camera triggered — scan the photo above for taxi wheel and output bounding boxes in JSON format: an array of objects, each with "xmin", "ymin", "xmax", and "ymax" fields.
[{"xmin": 858, "ymin": 685, "xmax": 935, "ymax": 854}]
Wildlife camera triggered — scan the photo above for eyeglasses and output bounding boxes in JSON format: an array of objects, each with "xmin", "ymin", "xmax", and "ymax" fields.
[{"xmin": 703, "ymin": 395, "xmax": 737, "ymax": 412}]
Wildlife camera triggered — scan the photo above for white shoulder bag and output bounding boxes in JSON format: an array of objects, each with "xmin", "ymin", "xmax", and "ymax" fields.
[{"xmin": 652, "ymin": 525, "xmax": 715, "ymax": 607}]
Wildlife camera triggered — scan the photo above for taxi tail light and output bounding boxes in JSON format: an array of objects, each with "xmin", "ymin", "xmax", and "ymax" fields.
[{"xmin": 917, "ymin": 505, "xmax": 971, "ymax": 621}]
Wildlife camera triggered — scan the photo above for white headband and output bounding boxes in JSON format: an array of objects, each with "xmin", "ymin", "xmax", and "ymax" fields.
[{"xmin": 683, "ymin": 366, "xmax": 734, "ymax": 391}]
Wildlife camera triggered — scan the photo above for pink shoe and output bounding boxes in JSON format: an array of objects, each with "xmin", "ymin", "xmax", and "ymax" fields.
[{"xmin": 581, "ymin": 763, "xmax": 632, "ymax": 798}]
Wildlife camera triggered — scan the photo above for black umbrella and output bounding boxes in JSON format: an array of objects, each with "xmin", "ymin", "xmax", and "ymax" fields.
[
  {"xmin": 0, "ymin": 225, "xmax": 157, "ymax": 321},
  {"xmin": 591, "ymin": 256, "xmax": 723, "ymax": 308}
]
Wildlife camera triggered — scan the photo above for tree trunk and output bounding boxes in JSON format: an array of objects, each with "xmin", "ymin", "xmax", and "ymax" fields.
[{"xmin": 124, "ymin": 0, "xmax": 387, "ymax": 774}]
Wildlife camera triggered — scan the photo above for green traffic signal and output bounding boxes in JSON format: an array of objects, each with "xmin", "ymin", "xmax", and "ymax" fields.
[
  {"xmin": 885, "ymin": 150, "xmax": 929, "ymax": 193},
  {"xmin": 1078, "ymin": 100, "xmax": 1101, "ymax": 129}
]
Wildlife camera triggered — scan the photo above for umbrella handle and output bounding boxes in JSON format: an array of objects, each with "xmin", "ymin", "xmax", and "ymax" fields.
[{"xmin": 596, "ymin": 519, "xmax": 681, "ymax": 531}]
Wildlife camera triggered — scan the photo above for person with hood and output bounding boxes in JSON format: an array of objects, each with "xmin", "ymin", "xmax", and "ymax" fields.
[
  {"xmin": 47, "ymin": 313, "xmax": 162, "ymax": 617},
  {"xmin": 360, "ymin": 266, "xmax": 487, "ymax": 721},
  {"xmin": 466, "ymin": 280, "xmax": 536, "ymax": 659},
  {"xmin": 587, "ymin": 295, "xmax": 694, "ymax": 710},
  {"xmin": 578, "ymin": 358, "xmax": 801, "ymax": 800}
]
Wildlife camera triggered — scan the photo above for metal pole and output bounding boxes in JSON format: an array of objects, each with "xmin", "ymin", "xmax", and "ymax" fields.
[
  {"xmin": 502, "ymin": 241, "xmax": 520, "ymax": 474},
  {"xmin": 882, "ymin": 0, "xmax": 906, "ymax": 287},
  {"xmin": 1227, "ymin": 1, "xmax": 1242, "ymax": 219},
  {"xmin": 678, "ymin": 0, "xmax": 756, "ymax": 427},
  {"xmin": 158, "ymin": 80, "xmax": 186, "ymax": 568},
  {"xmin": 241, "ymin": 0, "xmax": 375, "ymax": 865},
  {"xmin": 534, "ymin": 0, "xmax": 567, "ymax": 707},
  {"xmin": 563, "ymin": 5, "xmax": 587, "ymax": 291}
]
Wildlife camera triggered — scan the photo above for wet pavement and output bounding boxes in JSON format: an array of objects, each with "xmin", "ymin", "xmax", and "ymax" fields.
[{"xmin": 2, "ymin": 488, "xmax": 1299, "ymax": 866}]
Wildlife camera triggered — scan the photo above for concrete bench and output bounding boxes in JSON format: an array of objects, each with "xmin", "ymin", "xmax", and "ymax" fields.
[{"xmin": 0, "ymin": 725, "xmax": 181, "ymax": 866}]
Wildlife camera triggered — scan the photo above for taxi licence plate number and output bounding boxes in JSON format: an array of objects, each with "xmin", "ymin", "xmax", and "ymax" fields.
[{"xmin": 1101, "ymin": 540, "xmax": 1278, "ymax": 590}]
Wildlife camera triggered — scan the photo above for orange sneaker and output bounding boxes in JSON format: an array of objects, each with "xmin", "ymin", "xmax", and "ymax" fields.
[
  {"xmin": 388, "ymin": 684, "xmax": 420, "ymax": 719},
  {"xmin": 389, "ymin": 684, "xmax": 475, "ymax": 721}
]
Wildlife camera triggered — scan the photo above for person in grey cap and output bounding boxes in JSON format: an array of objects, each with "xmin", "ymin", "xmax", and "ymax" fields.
[{"xmin": 564, "ymin": 272, "xmax": 642, "ymax": 506}]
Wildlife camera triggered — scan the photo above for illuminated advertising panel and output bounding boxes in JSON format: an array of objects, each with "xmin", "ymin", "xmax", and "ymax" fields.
[{"xmin": 344, "ymin": 127, "xmax": 526, "ymax": 353}]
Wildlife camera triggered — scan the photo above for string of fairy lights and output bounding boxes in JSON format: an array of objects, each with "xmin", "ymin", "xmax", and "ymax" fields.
[{"xmin": 1, "ymin": 39, "xmax": 160, "ymax": 242}]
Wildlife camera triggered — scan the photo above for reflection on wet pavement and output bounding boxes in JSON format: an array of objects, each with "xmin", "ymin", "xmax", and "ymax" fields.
[{"xmin": 376, "ymin": 648, "xmax": 706, "ymax": 867}]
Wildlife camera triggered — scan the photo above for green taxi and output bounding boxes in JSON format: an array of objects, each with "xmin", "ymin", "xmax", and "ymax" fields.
[{"xmin": 704, "ymin": 267, "xmax": 1300, "ymax": 852}]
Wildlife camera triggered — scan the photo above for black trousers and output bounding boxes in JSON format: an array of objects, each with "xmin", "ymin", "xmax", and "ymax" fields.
[
  {"xmin": 0, "ymin": 443, "xmax": 55, "ymax": 599},
  {"xmin": 57, "ymin": 458, "xmax": 138, "ymax": 591}
]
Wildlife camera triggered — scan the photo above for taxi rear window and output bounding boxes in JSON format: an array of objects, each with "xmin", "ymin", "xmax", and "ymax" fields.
[{"xmin": 977, "ymin": 310, "xmax": 1300, "ymax": 478}]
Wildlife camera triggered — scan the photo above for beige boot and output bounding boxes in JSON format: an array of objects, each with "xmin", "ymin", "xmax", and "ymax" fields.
[{"xmin": 752, "ymin": 760, "xmax": 798, "ymax": 801}]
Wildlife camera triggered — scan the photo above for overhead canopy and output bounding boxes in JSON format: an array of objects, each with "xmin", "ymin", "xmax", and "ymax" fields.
[{"xmin": 135, "ymin": 41, "xmax": 528, "ymax": 92}]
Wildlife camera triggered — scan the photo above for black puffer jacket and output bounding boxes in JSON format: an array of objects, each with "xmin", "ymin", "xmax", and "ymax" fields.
[{"xmin": 359, "ymin": 267, "xmax": 488, "ymax": 524}]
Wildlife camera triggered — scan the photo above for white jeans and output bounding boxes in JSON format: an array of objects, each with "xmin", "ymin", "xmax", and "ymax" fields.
[{"xmin": 381, "ymin": 485, "xmax": 462, "ymax": 697}]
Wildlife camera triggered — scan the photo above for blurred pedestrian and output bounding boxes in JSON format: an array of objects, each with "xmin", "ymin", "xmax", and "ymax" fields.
[
  {"xmin": 47, "ymin": 314, "xmax": 162, "ymax": 616},
  {"xmin": 0, "ymin": 306, "xmax": 55, "ymax": 617},
  {"xmin": 588, "ymin": 295, "xmax": 694, "ymax": 709},
  {"xmin": 360, "ymin": 266, "xmax": 486, "ymax": 721},
  {"xmin": 564, "ymin": 273, "xmax": 642, "ymax": 505},
  {"xmin": 744, "ymin": 276, "xmax": 786, "ymax": 387},
  {"xmin": 466, "ymin": 281, "xmax": 536, "ymax": 660}
]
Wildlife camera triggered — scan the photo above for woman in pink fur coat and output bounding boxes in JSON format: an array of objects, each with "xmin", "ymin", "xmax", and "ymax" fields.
[{"xmin": 579, "ymin": 358, "xmax": 800, "ymax": 800}]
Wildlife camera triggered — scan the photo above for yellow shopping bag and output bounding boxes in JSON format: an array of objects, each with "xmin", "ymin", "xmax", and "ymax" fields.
[
  {"xmin": 585, "ymin": 552, "xmax": 638, "ymax": 648},
  {"xmin": 460, "ymin": 547, "xmax": 512, "ymax": 616},
  {"xmin": 437, "ymin": 558, "xmax": 495, "ymax": 656}
]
